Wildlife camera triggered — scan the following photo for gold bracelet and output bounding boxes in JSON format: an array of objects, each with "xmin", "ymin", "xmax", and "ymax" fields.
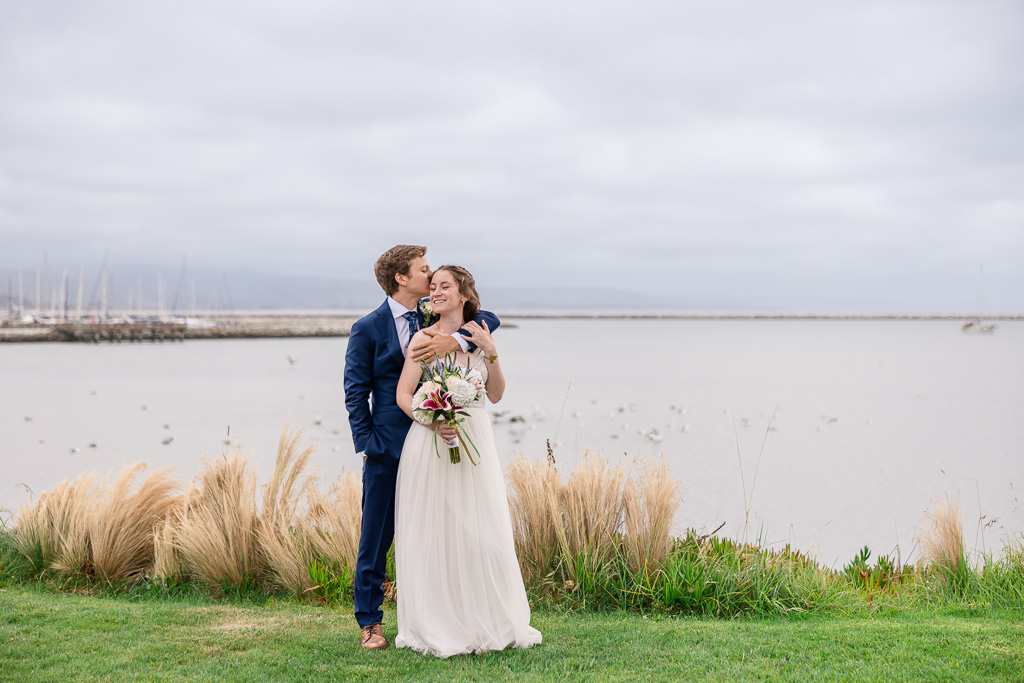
[{"xmin": 486, "ymin": 353, "xmax": 498, "ymax": 364}]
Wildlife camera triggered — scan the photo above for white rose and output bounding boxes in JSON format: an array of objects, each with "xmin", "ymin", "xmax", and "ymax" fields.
[
  {"xmin": 412, "ymin": 385, "xmax": 435, "ymax": 411},
  {"xmin": 413, "ymin": 409, "xmax": 434, "ymax": 426}
]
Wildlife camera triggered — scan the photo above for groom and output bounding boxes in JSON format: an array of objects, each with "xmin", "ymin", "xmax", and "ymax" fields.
[{"xmin": 344, "ymin": 244, "xmax": 500, "ymax": 650}]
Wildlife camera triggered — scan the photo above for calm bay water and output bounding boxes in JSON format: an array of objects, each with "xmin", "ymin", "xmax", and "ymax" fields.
[{"xmin": 2, "ymin": 319, "xmax": 1022, "ymax": 567}]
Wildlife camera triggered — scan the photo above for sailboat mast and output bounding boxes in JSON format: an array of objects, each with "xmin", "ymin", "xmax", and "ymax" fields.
[
  {"xmin": 101, "ymin": 261, "xmax": 108, "ymax": 320},
  {"xmin": 157, "ymin": 273, "xmax": 164, "ymax": 320},
  {"xmin": 76, "ymin": 267, "xmax": 84, "ymax": 319},
  {"xmin": 60, "ymin": 268, "xmax": 68, "ymax": 321}
]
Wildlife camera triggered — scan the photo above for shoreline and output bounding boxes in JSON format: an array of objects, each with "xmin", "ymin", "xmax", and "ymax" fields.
[
  {"xmin": 1, "ymin": 311, "xmax": 1020, "ymax": 343},
  {"xmin": 0, "ymin": 315, "xmax": 358, "ymax": 343},
  {"xmin": 498, "ymin": 312, "xmax": 1024, "ymax": 320}
]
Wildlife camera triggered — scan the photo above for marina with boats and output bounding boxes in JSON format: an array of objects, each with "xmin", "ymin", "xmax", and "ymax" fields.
[
  {"xmin": 0, "ymin": 257, "xmax": 360, "ymax": 342},
  {"xmin": 0, "ymin": 315, "xmax": 356, "ymax": 343}
]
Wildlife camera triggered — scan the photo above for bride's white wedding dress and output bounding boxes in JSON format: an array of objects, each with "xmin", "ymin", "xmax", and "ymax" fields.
[{"xmin": 394, "ymin": 351, "xmax": 542, "ymax": 658}]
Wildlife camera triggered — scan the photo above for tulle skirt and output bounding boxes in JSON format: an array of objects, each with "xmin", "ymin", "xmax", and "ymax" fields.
[{"xmin": 394, "ymin": 405, "xmax": 542, "ymax": 658}]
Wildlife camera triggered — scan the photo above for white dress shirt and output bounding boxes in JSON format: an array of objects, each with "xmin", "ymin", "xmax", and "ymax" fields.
[{"xmin": 387, "ymin": 297, "xmax": 469, "ymax": 357}]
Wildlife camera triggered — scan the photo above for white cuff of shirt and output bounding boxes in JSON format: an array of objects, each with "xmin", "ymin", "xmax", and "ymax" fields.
[{"xmin": 452, "ymin": 332, "xmax": 469, "ymax": 352}]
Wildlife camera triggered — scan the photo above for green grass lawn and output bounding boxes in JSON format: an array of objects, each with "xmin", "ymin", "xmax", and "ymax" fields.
[{"xmin": 2, "ymin": 586, "xmax": 1022, "ymax": 682}]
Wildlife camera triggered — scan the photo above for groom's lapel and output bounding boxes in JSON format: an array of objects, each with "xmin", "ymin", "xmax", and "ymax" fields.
[{"xmin": 373, "ymin": 299, "xmax": 404, "ymax": 366}]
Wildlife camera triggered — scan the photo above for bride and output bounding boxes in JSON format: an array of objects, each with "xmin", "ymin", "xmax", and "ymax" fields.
[{"xmin": 393, "ymin": 265, "xmax": 542, "ymax": 658}]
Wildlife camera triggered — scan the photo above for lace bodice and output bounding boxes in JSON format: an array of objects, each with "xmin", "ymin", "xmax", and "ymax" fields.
[{"xmin": 467, "ymin": 350, "xmax": 489, "ymax": 385}]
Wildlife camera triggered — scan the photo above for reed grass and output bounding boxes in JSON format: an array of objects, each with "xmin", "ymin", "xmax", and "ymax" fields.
[
  {"xmin": 917, "ymin": 494, "xmax": 966, "ymax": 573},
  {"xmin": 560, "ymin": 454, "xmax": 627, "ymax": 560},
  {"xmin": 172, "ymin": 449, "xmax": 263, "ymax": 592},
  {"xmin": 7, "ymin": 466, "xmax": 180, "ymax": 582},
  {"xmin": 152, "ymin": 503, "xmax": 184, "ymax": 581},
  {"xmin": 2, "ymin": 431, "xmax": 1022, "ymax": 617},
  {"xmin": 302, "ymin": 471, "xmax": 362, "ymax": 580},
  {"xmin": 505, "ymin": 451, "xmax": 687, "ymax": 610},
  {"xmin": 623, "ymin": 459, "xmax": 678, "ymax": 575},
  {"xmin": 505, "ymin": 455, "xmax": 565, "ymax": 583},
  {"xmin": 257, "ymin": 428, "xmax": 318, "ymax": 595},
  {"xmin": 915, "ymin": 493, "xmax": 970, "ymax": 594},
  {"xmin": 11, "ymin": 472, "xmax": 98, "ymax": 576},
  {"xmin": 89, "ymin": 464, "xmax": 180, "ymax": 581}
]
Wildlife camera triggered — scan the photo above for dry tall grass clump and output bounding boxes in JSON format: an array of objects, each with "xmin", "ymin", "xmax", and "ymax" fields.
[
  {"xmin": 561, "ymin": 454, "xmax": 627, "ymax": 566},
  {"xmin": 506, "ymin": 454, "xmax": 566, "ymax": 581},
  {"xmin": 6, "ymin": 428, "xmax": 358, "ymax": 598},
  {"xmin": 89, "ymin": 464, "xmax": 180, "ymax": 581},
  {"xmin": 9, "ymin": 429, "xmax": 697, "ymax": 608},
  {"xmin": 916, "ymin": 493, "xmax": 966, "ymax": 580},
  {"xmin": 304, "ymin": 471, "xmax": 362, "ymax": 573},
  {"xmin": 623, "ymin": 460, "xmax": 680, "ymax": 574},
  {"xmin": 151, "ymin": 478, "xmax": 198, "ymax": 581},
  {"xmin": 152, "ymin": 508, "xmax": 183, "ymax": 581},
  {"xmin": 173, "ymin": 449, "xmax": 262, "ymax": 592},
  {"xmin": 157, "ymin": 429, "xmax": 362, "ymax": 596},
  {"xmin": 11, "ymin": 465, "xmax": 180, "ymax": 581},
  {"xmin": 48, "ymin": 475, "xmax": 99, "ymax": 576},
  {"xmin": 12, "ymin": 472, "xmax": 98, "ymax": 574},
  {"xmin": 257, "ymin": 428, "xmax": 318, "ymax": 595},
  {"xmin": 505, "ymin": 451, "xmax": 681, "ymax": 584}
]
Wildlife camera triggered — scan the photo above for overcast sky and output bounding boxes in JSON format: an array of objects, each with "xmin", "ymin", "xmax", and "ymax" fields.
[{"xmin": 2, "ymin": 0, "xmax": 1022, "ymax": 312}]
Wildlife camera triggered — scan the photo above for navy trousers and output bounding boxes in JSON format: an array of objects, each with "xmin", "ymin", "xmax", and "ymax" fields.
[{"xmin": 354, "ymin": 458, "xmax": 398, "ymax": 627}]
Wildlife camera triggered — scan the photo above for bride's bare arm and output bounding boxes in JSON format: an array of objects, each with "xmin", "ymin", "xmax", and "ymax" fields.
[
  {"xmin": 483, "ymin": 356, "xmax": 504, "ymax": 404},
  {"xmin": 396, "ymin": 331, "xmax": 458, "ymax": 443},
  {"xmin": 396, "ymin": 333, "xmax": 428, "ymax": 419}
]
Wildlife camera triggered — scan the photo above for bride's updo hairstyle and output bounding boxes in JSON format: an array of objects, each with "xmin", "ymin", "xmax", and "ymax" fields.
[{"xmin": 434, "ymin": 265, "xmax": 480, "ymax": 323}]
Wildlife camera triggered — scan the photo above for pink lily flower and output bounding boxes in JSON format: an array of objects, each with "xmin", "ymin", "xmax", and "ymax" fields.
[{"xmin": 421, "ymin": 389, "xmax": 453, "ymax": 412}]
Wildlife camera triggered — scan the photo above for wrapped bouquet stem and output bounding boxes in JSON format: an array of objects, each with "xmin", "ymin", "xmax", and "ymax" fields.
[{"xmin": 439, "ymin": 415, "xmax": 477, "ymax": 464}]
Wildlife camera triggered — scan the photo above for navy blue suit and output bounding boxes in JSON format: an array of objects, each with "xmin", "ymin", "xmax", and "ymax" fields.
[{"xmin": 344, "ymin": 298, "xmax": 499, "ymax": 627}]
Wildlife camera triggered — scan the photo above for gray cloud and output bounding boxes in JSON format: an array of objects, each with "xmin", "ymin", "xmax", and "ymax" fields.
[{"xmin": 2, "ymin": 0, "xmax": 1022, "ymax": 312}]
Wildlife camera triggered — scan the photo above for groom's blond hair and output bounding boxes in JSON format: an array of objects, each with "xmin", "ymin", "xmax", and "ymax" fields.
[{"xmin": 375, "ymin": 245, "xmax": 426, "ymax": 296}]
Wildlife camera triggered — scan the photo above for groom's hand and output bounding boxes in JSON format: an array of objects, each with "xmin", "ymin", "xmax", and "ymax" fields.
[{"xmin": 410, "ymin": 328, "xmax": 460, "ymax": 363}]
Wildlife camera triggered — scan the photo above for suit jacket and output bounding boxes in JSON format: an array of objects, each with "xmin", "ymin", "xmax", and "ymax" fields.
[{"xmin": 344, "ymin": 299, "xmax": 500, "ymax": 466}]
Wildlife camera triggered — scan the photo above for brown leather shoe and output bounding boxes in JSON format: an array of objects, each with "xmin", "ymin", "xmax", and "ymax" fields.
[{"xmin": 361, "ymin": 623, "xmax": 388, "ymax": 650}]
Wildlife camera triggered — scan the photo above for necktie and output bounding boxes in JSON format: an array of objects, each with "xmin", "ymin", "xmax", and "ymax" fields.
[{"xmin": 403, "ymin": 310, "xmax": 420, "ymax": 346}]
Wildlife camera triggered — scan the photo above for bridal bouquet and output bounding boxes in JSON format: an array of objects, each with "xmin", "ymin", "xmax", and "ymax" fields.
[{"xmin": 411, "ymin": 354, "xmax": 486, "ymax": 464}]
